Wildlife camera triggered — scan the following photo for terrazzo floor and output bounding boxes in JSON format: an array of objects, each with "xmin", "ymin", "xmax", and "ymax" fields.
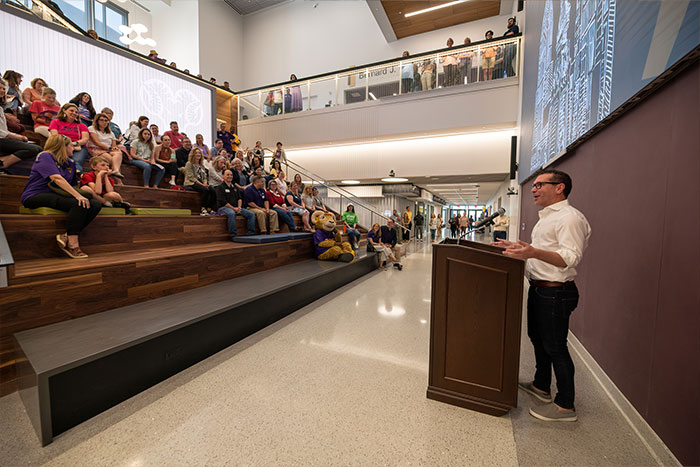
[{"xmin": 0, "ymin": 237, "xmax": 666, "ymax": 466}]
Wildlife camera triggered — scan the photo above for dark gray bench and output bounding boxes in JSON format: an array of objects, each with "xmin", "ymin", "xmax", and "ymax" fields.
[{"xmin": 16, "ymin": 254, "xmax": 378, "ymax": 445}]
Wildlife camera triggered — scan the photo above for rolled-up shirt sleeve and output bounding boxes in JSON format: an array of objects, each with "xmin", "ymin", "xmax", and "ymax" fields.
[{"xmin": 555, "ymin": 213, "xmax": 591, "ymax": 268}]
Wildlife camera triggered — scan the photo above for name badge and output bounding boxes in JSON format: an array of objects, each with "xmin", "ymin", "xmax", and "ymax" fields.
[
  {"xmin": 225, "ymin": 189, "xmax": 230, "ymax": 193},
  {"xmin": 170, "ymin": 154, "xmax": 176, "ymax": 160}
]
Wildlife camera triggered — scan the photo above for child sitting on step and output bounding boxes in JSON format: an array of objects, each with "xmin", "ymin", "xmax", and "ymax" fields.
[{"xmin": 79, "ymin": 155, "xmax": 126, "ymax": 208}]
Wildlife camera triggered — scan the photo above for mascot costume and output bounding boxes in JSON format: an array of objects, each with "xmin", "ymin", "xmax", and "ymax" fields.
[{"xmin": 312, "ymin": 211, "xmax": 355, "ymax": 262}]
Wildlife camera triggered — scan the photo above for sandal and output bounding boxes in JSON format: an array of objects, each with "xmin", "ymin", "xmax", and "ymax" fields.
[
  {"xmin": 56, "ymin": 233, "xmax": 68, "ymax": 249},
  {"xmin": 59, "ymin": 245, "xmax": 89, "ymax": 259}
]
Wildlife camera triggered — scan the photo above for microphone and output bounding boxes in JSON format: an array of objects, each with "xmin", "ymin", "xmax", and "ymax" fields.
[{"xmin": 474, "ymin": 208, "xmax": 506, "ymax": 228}]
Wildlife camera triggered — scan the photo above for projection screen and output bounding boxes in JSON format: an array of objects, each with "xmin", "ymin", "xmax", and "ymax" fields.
[{"xmin": 0, "ymin": 7, "xmax": 214, "ymax": 141}]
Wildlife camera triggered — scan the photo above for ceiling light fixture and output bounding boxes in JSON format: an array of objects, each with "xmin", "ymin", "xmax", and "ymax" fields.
[
  {"xmin": 405, "ymin": 0, "xmax": 470, "ymax": 17},
  {"xmin": 341, "ymin": 180, "xmax": 361, "ymax": 185},
  {"xmin": 381, "ymin": 170, "xmax": 408, "ymax": 183}
]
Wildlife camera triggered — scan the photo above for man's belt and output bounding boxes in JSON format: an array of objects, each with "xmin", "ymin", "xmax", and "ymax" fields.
[{"xmin": 530, "ymin": 280, "xmax": 573, "ymax": 288}]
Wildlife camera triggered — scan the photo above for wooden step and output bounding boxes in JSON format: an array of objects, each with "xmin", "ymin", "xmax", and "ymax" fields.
[{"xmin": 117, "ymin": 163, "xmax": 176, "ymax": 189}]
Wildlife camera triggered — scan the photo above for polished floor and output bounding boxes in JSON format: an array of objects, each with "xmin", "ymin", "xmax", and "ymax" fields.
[{"xmin": 0, "ymin": 235, "xmax": 666, "ymax": 466}]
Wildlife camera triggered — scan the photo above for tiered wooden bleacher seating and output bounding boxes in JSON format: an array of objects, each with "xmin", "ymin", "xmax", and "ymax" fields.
[{"xmin": 0, "ymin": 174, "xmax": 367, "ymax": 398}]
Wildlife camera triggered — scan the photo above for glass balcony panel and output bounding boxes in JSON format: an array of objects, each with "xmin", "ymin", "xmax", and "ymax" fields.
[
  {"xmin": 283, "ymin": 82, "xmax": 306, "ymax": 114},
  {"xmin": 238, "ymin": 92, "xmax": 260, "ymax": 121},
  {"xmin": 337, "ymin": 71, "xmax": 366, "ymax": 105},
  {"xmin": 308, "ymin": 76, "xmax": 336, "ymax": 110},
  {"xmin": 456, "ymin": 47, "xmax": 478, "ymax": 85},
  {"xmin": 367, "ymin": 64, "xmax": 399, "ymax": 100},
  {"xmin": 412, "ymin": 57, "xmax": 437, "ymax": 92},
  {"xmin": 438, "ymin": 50, "xmax": 460, "ymax": 88},
  {"xmin": 259, "ymin": 88, "xmax": 284, "ymax": 117}
]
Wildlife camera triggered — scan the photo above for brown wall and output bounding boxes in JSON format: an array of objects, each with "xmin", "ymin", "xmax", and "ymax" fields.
[{"xmin": 519, "ymin": 62, "xmax": 700, "ymax": 466}]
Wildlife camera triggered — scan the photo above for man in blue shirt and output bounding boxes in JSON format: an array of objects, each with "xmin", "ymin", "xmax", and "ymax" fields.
[
  {"xmin": 244, "ymin": 175, "xmax": 279, "ymax": 234},
  {"xmin": 381, "ymin": 219, "xmax": 403, "ymax": 262},
  {"xmin": 503, "ymin": 17, "xmax": 520, "ymax": 77}
]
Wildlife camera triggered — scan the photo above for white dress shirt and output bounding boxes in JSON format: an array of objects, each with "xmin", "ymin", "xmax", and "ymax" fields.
[{"xmin": 526, "ymin": 199, "xmax": 591, "ymax": 282}]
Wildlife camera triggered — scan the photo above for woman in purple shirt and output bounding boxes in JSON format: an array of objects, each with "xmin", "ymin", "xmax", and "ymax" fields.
[{"xmin": 21, "ymin": 135, "xmax": 102, "ymax": 259}]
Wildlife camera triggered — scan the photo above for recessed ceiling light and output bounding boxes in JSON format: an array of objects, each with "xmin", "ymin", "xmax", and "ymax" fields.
[
  {"xmin": 381, "ymin": 177, "xmax": 408, "ymax": 182},
  {"xmin": 341, "ymin": 180, "xmax": 361, "ymax": 185}
]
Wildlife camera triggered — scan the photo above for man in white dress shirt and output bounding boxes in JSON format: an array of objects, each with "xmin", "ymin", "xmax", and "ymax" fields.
[{"xmin": 493, "ymin": 169, "xmax": 591, "ymax": 422}]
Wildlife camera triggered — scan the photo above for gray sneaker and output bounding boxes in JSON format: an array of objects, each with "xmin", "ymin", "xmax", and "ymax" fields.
[
  {"xmin": 518, "ymin": 381, "xmax": 553, "ymax": 403},
  {"xmin": 529, "ymin": 403, "xmax": 577, "ymax": 422}
]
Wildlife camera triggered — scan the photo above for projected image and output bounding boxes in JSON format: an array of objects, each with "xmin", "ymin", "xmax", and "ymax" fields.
[
  {"xmin": 531, "ymin": 0, "xmax": 616, "ymax": 172},
  {"xmin": 520, "ymin": 0, "xmax": 700, "ymax": 182}
]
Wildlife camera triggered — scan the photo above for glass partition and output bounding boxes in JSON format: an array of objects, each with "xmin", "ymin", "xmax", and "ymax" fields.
[
  {"xmin": 238, "ymin": 92, "xmax": 260, "ymax": 121},
  {"xmin": 308, "ymin": 76, "xmax": 336, "ymax": 110},
  {"xmin": 239, "ymin": 37, "xmax": 521, "ymax": 122}
]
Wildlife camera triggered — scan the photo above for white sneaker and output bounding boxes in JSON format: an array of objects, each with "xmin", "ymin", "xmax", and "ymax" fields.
[
  {"xmin": 200, "ymin": 208, "xmax": 208, "ymax": 216},
  {"xmin": 169, "ymin": 179, "xmax": 176, "ymax": 186}
]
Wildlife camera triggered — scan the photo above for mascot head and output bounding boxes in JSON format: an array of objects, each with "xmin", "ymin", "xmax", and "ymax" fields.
[{"xmin": 312, "ymin": 211, "xmax": 336, "ymax": 232}]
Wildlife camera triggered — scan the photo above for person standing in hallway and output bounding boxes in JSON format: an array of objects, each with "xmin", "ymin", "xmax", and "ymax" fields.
[
  {"xmin": 492, "ymin": 169, "xmax": 591, "ymax": 422},
  {"xmin": 493, "ymin": 214, "xmax": 510, "ymax": 241},
  {"xmin": 391, "ymin": 209, "xmax": 403, "ymax": 243},
  {"xmin": 401, "ymin": 51, "xmax": 414, "ymax": 94},
  {"xmin": 402, "ymin": 206, "xmax": 412, "ymax": 241},
  {"xmin": 414, "ymin": 210, "xmax": 424, "ymax": 241},
  {"xmin": 436, "ymin": 214, "xmax": 444, "ymax": 240},
  {"xmin": 429, "ymin": 213, "xmax": 439, "ymax": 241}
]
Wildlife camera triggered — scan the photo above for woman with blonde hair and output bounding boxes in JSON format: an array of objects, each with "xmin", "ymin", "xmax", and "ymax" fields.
[
  {"xmin": 87, "ymin": 112, "xmax": 124, "ymax": 178},
  {"xmin": 184, "ymin": 147, "xmax": 213, "ymax": 215},
  {"xmin": 22, "ymin": 77, "xmax": 50, "ymax": 106},
  {"xmin": 429, "ymin": 213, "xmax": 439, "ymax": 242},
  {"xmin": 301, "ymin": 184, "xmax": 315, "ymax": 214},
  {"xmin": 21, "ymin": 135, "xmax": 101, "ymax": 258},
  {"xmin": 208, "ymin": 155, "xmax": 228, "ymax": 187}
]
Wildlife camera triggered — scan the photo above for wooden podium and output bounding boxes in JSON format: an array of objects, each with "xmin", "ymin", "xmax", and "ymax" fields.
[{"xmin": 427, "ymin": 238, "xmax": 525, "ymax": 416}]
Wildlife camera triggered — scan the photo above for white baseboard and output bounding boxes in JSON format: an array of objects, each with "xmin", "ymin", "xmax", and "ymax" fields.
[{"xmin": 568, "ymin": 333, "xmax": 681, "ymax": 467}]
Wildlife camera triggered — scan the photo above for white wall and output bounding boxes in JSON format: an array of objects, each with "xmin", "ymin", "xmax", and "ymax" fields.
[
  {"xmin": 149, "ymin": 0, "xmax": 200, "ymax": 72},
  {"xmin": 241, "ymin": 0, "xmax": 517, "ymax": 89},
  {"xmin": 198, "ymin": 0, "xmax": 243, "ymax": 88}
]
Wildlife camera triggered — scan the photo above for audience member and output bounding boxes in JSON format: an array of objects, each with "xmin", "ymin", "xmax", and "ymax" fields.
[
  {"xmin": 86, "ymin": 29, "xmax": 99, "ymax": 40},
  {"xmin": 244, "ymin": 175, "xmax": 279, "ymax": 234},
  {"xmin": 150, "ymin": 124, "xmax": 162, "ymax": 144},
  {"xmin": 459, "ymin": 213, "xmax": 469, "ymax": 236},
  {"xmin": 414, "ymin": 210, "xmax": 425, "ymax": 240},
  {"xmin": 272, "ymin": 89, "xmax": 283, "ymax": 115},
  {"xmin": 401, "ymin": 51, "xmax": 413, "ymax": 94},
  {"xmin": 0, "ymin": 79, "xmax": 42, "ymax": 172},
  {"xmin": 441, "ymin": 38, "xmax": 458, "ymax": 87},
  {"xmin": 301, "ymin": 185, "xmax": 315, "ymax": 214},
  {"xmin": 154, "ymin": 134, "xmax": 179, "ymax": 186},
  {"xmin": 493, "ymin": 213, "xmax": 509, "ymax": 241},
  {"xmin": 211, "ymin": 139, "xmax": 224, "ymax": 158},
  {"xmin": 79, "ymin": 155, "xmax": 124, "ymax": 206},
  {"xmin": 269, "ymin": 159, "xmax": 282, "ymax": 179},
  {"xmin": 420, "ymin": 59, "xmax": 435, "ymax": 91},
  {"xmin": 223, "ymin": 81, "xmax": 231, "ymax": 90},
  {"xmin": 125, "ymin": 116, "xmax": 149, "ymax": 145},
  {"xmin": 482, "ymin": 37, "xmax": 497, "ymax": 81},
  {"xmin": 22, "ymin": 77, "xmax": 48, "ymax": 106},
  {"xmin": 367, "ymin": 223, "xmax": 402, "ymax": 270},
  {"xmin": 87, "ymin": 112, "xmax": 123, "ymax": 178},
  {"xmin": 217, "ymin": 122, "xmax": 235, "ymax": 153},
  {"xmin": 175, "ymin": 137, "xmax": 193, "ymax": 170},
  {"xmin": 69, "ymin": 92, "xmax": 96, "ymax": 126},
  {"xmin": 436, "ymin": 214, "xmax": 443, "ymax": 240},
  {"xmin": 129, "ymin": 127, "xmax": 164, "ymax": 189},
  {"xmin": 289, "ymin": 74, "xmax": 303, "ymax": 112},
  {"xmin": 390, "ymin": 209, "xmax": 403, "ymax": 242},
  {"xmin": 402, "ymin": 205, "xmax": 412, "ymax": 241},
  {"xmin": 163, "ymin": 121, "xmax": 185, "ymax": 149},
  {"xmin": 429, "ymin": 213, "xmax": 439, "ymax": 241},
  {"xmin": 458, "ymin": 38, "xmax": 474, "ymax": 84},
  {"xmin": 209, "ymin": 77, "xmax": 216, "ymax": 84},
  {"xmin": 169, "ymin": 62, "xmax": 177, "ymax": 68},
  {"xmin": 253, "ymin": 140, "xmax": 265, "ymax": 159},
  {"xmin": 195, "ymin": 133, "xmax": 210, "ymax": 161},
  {"xmin": 503, "ymin": 17, "xmax": 519, "ymax": 77},
  {"xmin": 101, "ymin": 108, "xmax": 123, "ymax": 145},
  {"xmin": 342, "ymin": 204, "xmax": 361, "ymax": 250},
  {"xmin": 285, "ymin": 181, "xmax": 313, "ymax": 231},
  {"xmin": 20, "ymin": 134, "xmax": 101, "ymax": 258},
  {"xmin": 449, "ymin": 214, "xmax": 458, "ymax": 238},
  {"xmin": 312, "ymin": 187, "xmax": 327, "ymax": 212},
  {"xmin": 293, "ymin": 173, "xmax": 305, "ymax": 196},
  {"xmin": 381, "ymin": 219, "xmax": 402, "ymax": 261},
  {"xmin": 266, "ymin": 179, "xmax": 296, "ymax": 232},
  {"xmin": 184, "ymin": 147, "xmax": 214, "ymax": 214},
  {"xmin": 275, "ymin": 170, "xmax": 288, "ymax": 194},
  {"xmin": 215, "ymin": 168, "xmax": 256, "ymax": 239},
  {"xmin": 250, "ymin": 155, "xmax": 265, "ymax": 175},
  {"xmin": 1, "ymin": 70, "xmax": 24, "ymax": 112},
  {"xmin": 273, "ymin": 141, "xmax": 287, "ymax": 168},
  {"xmin": 208, "ymin": 155, "xmax": 227, "ymax": 187},
  {"xmin": 29, "ymin": 87, "xmax": 59, "ymax": 138},
  {"xmin": 49, "ymin": 103, "xmax": 90, "ymax": 172},
  {"xmin": 231, "ymin": 158, "xmax": 249, "ymax": 193}
]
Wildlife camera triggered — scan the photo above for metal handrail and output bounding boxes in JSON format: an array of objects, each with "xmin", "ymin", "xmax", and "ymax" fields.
[{"xmin": 268, "ymin": 156, "xmax": 409, "ymax": 232}]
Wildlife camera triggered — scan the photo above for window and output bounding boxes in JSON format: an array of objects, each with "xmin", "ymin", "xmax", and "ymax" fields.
[{"xmin": 51, "ymin": 0, "xmax": 128, "ymax": 45}]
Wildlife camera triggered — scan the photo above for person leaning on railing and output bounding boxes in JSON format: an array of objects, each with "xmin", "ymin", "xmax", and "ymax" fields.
[
  {"xmin": 503, "ymin": 17, "xmax": 520, "ymax": 78},
  {"xmin": 20, "ymin": 134, "xmax": 101, "ymax": 259},
  {"xmin": 441, "ymin": 38, "xmax": 458, "ymax": 87}
]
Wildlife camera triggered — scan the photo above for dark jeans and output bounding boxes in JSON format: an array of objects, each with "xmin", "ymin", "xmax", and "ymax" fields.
[
  {"xmin": 185, "ymin": 183, "xmax": 214, "ymax": 210},
  {"xmin": 161, "ymin": 161, "xmax": 179, "ymax": 178},
  {"xmin": 493, "ymin": 230, "xmax": 506, "ymax": 241},
  {"xmin": 402, "ymin": 221, "xmax": 412, "ymax": 241},
  {"xmin": 272, "ymin": 207, "xmax": 295, "ymax": 232},
  {"xmin": 24, "ymin": 193, "xmax": 101, "ymax": 235},
  {"xmin": 527, "ymin": 282, "xmax": 579, "ymax": 409},
  {"xmin": 346, "ymin": 228, "xmax": 361, "ymax": 246},
  {"xmin": 218, "ymin": 206, "xmax": 256, "ymax": 237},
  {"xmin": 401, "ymin": 78, "xmax": 412, "ymax": 94},
  {"xmin": 0, "ymin": 138, "xmax": 42, "ymax": 161}
]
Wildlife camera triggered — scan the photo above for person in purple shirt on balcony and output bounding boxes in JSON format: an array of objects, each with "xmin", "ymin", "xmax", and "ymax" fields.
[{"xmin": 21, "ymin": 135, "xmax": 101, "ymax": 259}]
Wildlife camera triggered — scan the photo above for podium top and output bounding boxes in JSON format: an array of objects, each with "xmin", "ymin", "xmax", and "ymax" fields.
[{"xmin": 437, "ymin": 238, "xmax": 504, "ymax": 254}]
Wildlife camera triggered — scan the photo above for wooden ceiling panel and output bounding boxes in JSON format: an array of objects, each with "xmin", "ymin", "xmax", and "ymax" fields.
[{"xmin": 381, "ymin": 0, "xmax": 501, "ymax": 39}]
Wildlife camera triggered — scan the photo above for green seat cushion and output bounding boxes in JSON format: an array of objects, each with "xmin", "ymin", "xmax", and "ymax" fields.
[
  {"xmin": 130, "ymin": 208, "xmax": 191, "ymax": 216},
  {"xmin": 20, "ymin": 206, "xmax": 126, "ymax": 216}
]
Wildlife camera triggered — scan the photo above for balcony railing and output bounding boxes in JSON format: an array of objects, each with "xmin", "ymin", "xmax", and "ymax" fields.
[{"xmin": 238, "ymin": 35, "xmax": 521, "ymax": 122}]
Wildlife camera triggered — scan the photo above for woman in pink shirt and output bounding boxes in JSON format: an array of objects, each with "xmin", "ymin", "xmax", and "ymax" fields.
[{"xmin": 49, "ymin": 103, "xmax": 90, "ymax": 172}]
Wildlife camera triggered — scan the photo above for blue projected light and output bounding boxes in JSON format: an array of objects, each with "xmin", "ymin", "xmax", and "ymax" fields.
[{"xmin": 519, "ymin": 0, "xmax": 700, "ymax": 182}]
